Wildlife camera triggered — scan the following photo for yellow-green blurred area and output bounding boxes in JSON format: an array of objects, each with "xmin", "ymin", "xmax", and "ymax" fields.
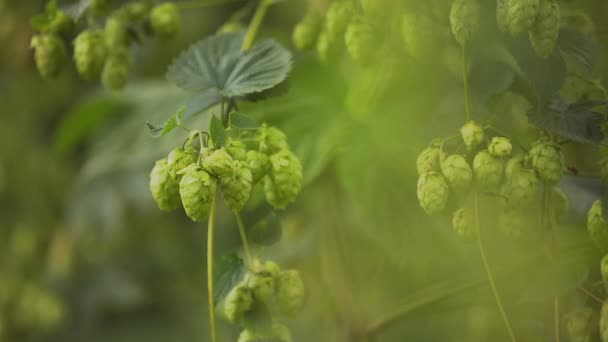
[{"xmin": 3, "ymin": 0, "xmax": 608, "ymax": 341}]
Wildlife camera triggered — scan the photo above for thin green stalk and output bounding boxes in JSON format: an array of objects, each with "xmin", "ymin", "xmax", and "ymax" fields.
[
  {"xmin": 177, "ymin": 0, "xmax": 245, "ymax": 10},
  {"xmin": 474, "ymin": 193, "xmax": 517, "ymax": 342},
  {"xmin": 241, "ymin": 0, "xmax": 272, "ymax": 51},
  {"xmin": 462, "ymin": 46, "xmax": 472, "ymax": 122},
  {"xmin": 207, "ymin": 196, "xmax": 218, "ymax": 342},
  {"xmin": 554, "ymin": 297, "xmax": 560, "ymax": 342},
  {"xmin": 234, "ymin": 212, "xmax": 253, "ymax": 264}
]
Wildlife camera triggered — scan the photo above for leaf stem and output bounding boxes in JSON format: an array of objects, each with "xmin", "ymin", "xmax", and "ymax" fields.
[
  {"xmin": 473, "ymin": 193, "xmax": 517, "ymax": 342},
  {"xmin": 177, "ymin": 0, "xmax": 245, "ymax": 10},
  {"xmin": 234, "ymin": 212, "xmax": 253, "ymax": 264},
  {"xmin": 241, "ymin": 0, "xmax": 272, "ymax": 51},
  {"xmin": 462, "ymin": 45, "xmax": 472, "ymax": 122},
  {"xmin": 207, "ymin": 196, "xmax": 218, "ymax": 342}
]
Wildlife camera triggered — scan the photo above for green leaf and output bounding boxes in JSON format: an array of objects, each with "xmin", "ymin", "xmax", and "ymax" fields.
[
  {"xmin": 230, "ymin": 112, "xmax": 259, "ymax": 129},
  {"xmin": 213, "ymin": 252, "xmax": 246, "ymax": 305},
  {"xmin": 209, "ymin": 114, "xmax": 228, "ymax": 147},
  {"xmin": 248, "ymin": 211, "xmax": 282, "ymax": 246},
  {"xmin": 146, "ymin": 107, "xmax": 184, "ymax": 138}
]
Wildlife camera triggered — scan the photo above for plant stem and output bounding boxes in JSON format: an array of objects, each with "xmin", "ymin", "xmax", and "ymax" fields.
[
  {"xmin": 241, "ymin": 0, "xmax": 272, "ymax": 51},
  {"xmin": 473, "ymin": 193, "xmax": 517, "ymax": 342},
  {"xmin": 234, "ymin": 212, "xmax": 253, "ymax": 264},
  {"xmin": 177, "ymin": 0, "xmax": 245, "ymax": 10},
  {"xmin": 554, "ymin": 296, "xmax": 560, "ymax": 342},
  {"xmin": 462, "ymin": 45, "xmax": 472, "ymax": 122},
  {"xmin": 207, "ymin": 196, "xmax": 218, "ymax": 342}
]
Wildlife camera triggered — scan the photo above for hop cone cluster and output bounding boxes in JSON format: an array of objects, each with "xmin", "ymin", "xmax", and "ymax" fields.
[
  {"xmin": 102, "ymin": 46, "xmax": 132, "ymax": 91},
  {"xmin": 450, "ymin": 0, "xmax": 480, "ymax": 46},
  {"xmin": 460, "ymin": 121, "xmax": 485, "ymax": 151},
  {"xmin": 149, "ymin": 158, "xmax": 180, "ymax": 212},
  {"xmin": 265, "ymin": 150, "xmax": 303, "ymax": 209},
  {"xmin": 167, "ymin": 147, "xmax": 197, "ymax": 182},
  {"xmin": 506, "ymin": 0, "xmax": 540, "ymax": 35},
  {"xmin": 417, "ymin": 172, "xmax": 449, "ymax": 215},
  {"xmin": 473, "ymin": 150, "xmax": 504, "ymax": 190},
  {"xmin": 258, "ymin": 125, "xmax": 289, "ymax": 155},
  {"xmin": 221, "ymin": 161, "xmax": 253, "ymax": 212},
  {"xmin": 150, "ymin": 2, "xmax": 181, "ymax": 38},
  {"xmin": 225, "ymin": 139, "xmax": 248, "ymax": 162},
  {"xmin": 441, "ymin": 155, "xmax": 473, "ymax": 194},
  {"xmin": 178, "ymin": 164, "xmax": 216, "ymax": 222},
  {"xmin": 501, "ymin": 169, "xmax": 538, "ymax": 206},
  {"xmin": 223, "ymin": 282, "xmax": 253, "ymax": 323},
  {"xmin": 529, "ymin": 0, "xmax": 560, "ymax": 58},
  {"xmin": 31, "ymin": 34, "xmax": 67, "ymax": 79},
  {"xmin": 202, "ymin": 148, "xmax": 236, "ymax": 178},
  {"xmin": 275, "ymin": 270, "xmax": 305, "ymax": 317},
  {"xmin": 528, "ymin": 138, "xmax": 564, "ymax": 185},
  {"xmin": 416, "ymin": 144, "xmax": 443, "ymax": 175},
  {"xmin": 488, "ymin": 137, "xmax": 512, "ymax": 158},
  {"xmin": 105, "ymin": 14, "xmax": 130, "ymax": 48},
  {"xmin": 73, "ymin": 30, "xmax": 108, "ymax": 80}
]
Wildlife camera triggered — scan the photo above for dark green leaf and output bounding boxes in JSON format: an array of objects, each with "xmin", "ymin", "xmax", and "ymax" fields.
[
  {"xmin": 213, "ymin": 252, "xmax": 246, "ymax": 305},
  {"xmin": 230, "ymin": 112, "xmax": 259, "ymax": 130},
  {"xmin": 209, "ymin": 114, "xmax": 228, "ymax": 147},
  {"xmin": 248, "ymin": 211, "xmax": 282, "ymax": 246},
  {"xmin": 559, "ymin": 29, "xmax": 596, "ymax": 71}
]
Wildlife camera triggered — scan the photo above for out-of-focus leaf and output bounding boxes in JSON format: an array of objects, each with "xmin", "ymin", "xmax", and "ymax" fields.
[
  {"xmin": 242, "ymin": 303, "xmax": 273, "ymax": 336},
  {"xmin": 558, "ymin": 29, "xmax": 596, "ymax": 72},
  {"xmin": 148, "ymin": 89, "xmax": 220, "ymax": 136},
  {"xmin": 242, "ymin": 80, "xmax": 290, "ymax": 102},
  {"xmin": 230, "ymin": 112, "xmax": 259, "ymax": 130},
  {"xmin": 146, "ymin": 107, "xmax": 184, "ymax": 138},
  {"xmin": 64, "ymin": 0, "xmax": 93, "ymax": 20},
  {"xmin": 213, "ymin": 252, "xmax": 246, "ymax": 305},
  {"xmin": 209, "ymin": 114, "xmax": 227, "ymax": 147},
  {"xmin": 248, "ymin": 211, "xmax": 282, "ymax": 246},
  {"xmin": 30, "ymin": 0, "xmax": 59, "ymax": 31}
]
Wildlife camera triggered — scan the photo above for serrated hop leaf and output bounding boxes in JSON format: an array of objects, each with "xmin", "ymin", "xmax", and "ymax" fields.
[
  {"xmin": 602, "ymin": 302, "xmax": 608, "ymax": 342},
  {"xmin": 473, "ymin": 150, "xmax": 505, "ymax": 190},
  {"xmin": 460, "ymin": 121, "xmax": 485, "ymax": 151},
  {"xmin": 416, "ymin": 146, "xmax": 443, "ymax": 175},
  {"xmin": 417, "ymin": 172, "xmax": 449, "ymax": 215},
  {"xmin": 506, "ymin": 0, "xmax": 540, "ymax": 36},
  {"xmin": 223, "ymin": 281, "xmax": 253, "ymax": 323},
  {"xmin": 505, "ymin": 154, "xmax": 527, "ymax": 179},
  {"xmin": 601, "ymin": 254, "xmax": 608, "ymax": 288},
  {"xmin": 488, "ymin": 137, "xmax": 513, "ymax": 158},
  {"xmin": 550, "ymin": 187, "xmax": 569, "ymax": 220},
  {"xmin": 496, "ymin": 0, "xmax": 509, "ymax": 32},
  {"xmin": 167, "ymin": 147, "xmax": 197, "ymax": 182},
  {"xmin": 401, "ymin": 13, "xmax": 441, "ymax": 59},
  {"xmin": 567, "ymin": 308, "xmax": 595, "ymax": 340},
  {"xmin": 344, "ymin": 15, "xmax": 377, "ymax": 66},
  {"xmin": 588, "ymin": 200, "xmax": 608, "ymax": 253},
  {"xmin": 123, "ymin": 2, "xmax": 150, "ymax": 22},
  {"xmin": 149, "ymin": 158, "xmax": 180, "ymax": 212},
  {"xmin": 528, "ymin": 138, "xmax": 564, "ymax": 185},
  {"xmin": 450, "ymin": 0, "xmax": 480, "ymax": 46},
  {"xmin": 31, "ymin": 34, "xmax": 67, "ymax": 79},
  {"xmin": 441, "ymin": 155, "xmax": 473, "ymax": 194},
  {"xmin": 203, "ymin": 148, "xmax": 236, "ymax": 178},
  {"xmin": 325, "ymin": 1, "xmax": 354, "ymax": 42},
  {"xmin": 499, "ymin": 208, "xmax": 528, "ymax": 239},
  {"xmin": 238, "ymin": 324, "xmax": 293, "ymax": 342},
  {"xmin": 452, "ymin": 208, "xmax": 476, "ymax": 242},
  {"xmin": 102, "ymin": 47, "xmax": 132, "ymax": 91},
  {"xmin": 292, "ymin": 10, "xmax": 322, "ymax": 51},
  {"xmin": 150, "ymin": 2, "xmax": 181, "ymax": 38},
  {"xmin": 246, "ymin": 150, "xmax": 269, "ymax": 183},
  {"xmin": 501, "ymin": 169, "xmax": 538, "ymax": 206},
  {"xmin": 178, "ymin": 164, "xmax": 216, "ymax": 222},
  {"xmin": 225, "ymin": 139, "xmax": 248, "ymax": 162},
  {"xmin": 529, "ymin": 0, "xmax": 560, "ymax": 58},
  {"xmin": 105, "ymin": 14, "xmax": 129, "ymax": 48},
  {"xmin": 258, "ymin": 124, "xmax": 289, "ymax": 155},
  {"xmin": 246, "ymin": 260, "xmax": 277, "ymax": 303},
  {"xmin": 276, "ymin": 270, "xmax": 305, "ymax": 317},
  {"xmin": 49, "ymin": 11, "xmax": 75, "ymax": 35},
  {"xmin": 221, "ymin": 161, "xmax": 252, "ymax": 212},
  {"xmin": 73, "ymin": 30, "xmax": 108, "ymax": 80},
  {"xmin": 264, "ymin": 150, "xmax": 303, "ymax": 209}
]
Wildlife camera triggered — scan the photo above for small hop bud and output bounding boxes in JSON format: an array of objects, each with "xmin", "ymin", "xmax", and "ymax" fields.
[
  {"xmin": 450, "ymin": 0, "xmax": 480, "ymax": 46},
  {"xmin": 102, "ymin": 47, "xmax": 132, "ymax": 91},
  {"xmin": 501, "ymin": 169, "xmax": 538, "ymax": 207},
  {"xmin": 601, "ymin": 254, "xmax": 608, "ymax": 288},
  {"xmin": 417, "ymin": 172, "xmax": 449, "ymax": 215},
  {"xmin": 550, "ymin": 187, "xmax": 569, "ymax": 221},
  {"xmin": 416, "ymin": 145, "xmax": 443, "ymax": 175},
  {"xmin": 440, "ymin": 155, "xmax": 473, "ymax": 194},
  {"xmin": 225, "ymin": 139, "xmax": 248, "ymax": 162},
  {"xmin": 49, "ymin": 11, "xmax": 75, "ymax": 35},
  {"xmin": 473, "ymin": 150, "xmax": 505, "ymax": 190},
  {"xmin": 73, "ymin": 30, "xmax": 108, "ymax": 80},
  {"xmin": 292, "ymin": 10, "xmax": 322, "ymax": 51},
  {"xmin": 150, "ymin": 2, "xmax": 181, "ymax": 38},
  {"xmin": 488, "ymin": 137, "xmax": 512, "ymax": 158},
  {"xmin": 264, "ymin": 150, "xmax": 303, "ymax": 209},
  {"xmin": 344, "ymin": 15, "xmax": 377, "ymax": 66},
  {"xmin": 588, "ymin": 200, "xmax": 608, "ymax": 253},
  {"xmin": 178, "ymin": 164, "xmax": 217, "ymax": 222},
  {"xmin": 505, "ymin": 154, "xmax": 526, "ymax": 179},
  {"xmin": 452, "ymin": 208, "xmax": 476, "ymax": 242},
  {"xmin": 496, "ymin": 0, "xmax": 509, "ymax": 32},
  {"xmin": 325, "ymin": 1, "xmax": 354, "ymax": 42},
  {"xmin": 223, "ymin": 282, "xmax": 253, "ymax": 323},
  {"xmin": 167, "ymin": 147, "xmax": 197, "ymax": 182},
  {"xmin": 499, "ymin": 208, "xmax": 528, "ymax": 239},
  {"xmin": 460, "ymin": 121, "xmax": 485, "ymax": 151},
  {"xmin": 528, "ymin": 138, "xmax": 564, "ymax": 185},
  {"xmin": 203, "ymin": 148, "xmax": 236, "ymax": 178},
  {"xmin": 258, "ymin": 125, "xmax": 289, "ymax": 155},
  {"xmin": 276, "ymin": 270, "xmax": 305, "ymax": 317},
  {"xmin": 221, "ymin": 161, "xmax": 252, "ymax": 212},
  {"xmin": 149, "ymin": 158, "xmax": 180, "ymax": 212},
  {"xmin": 105, "ymin": 14, "xmax": 130, "ymax": 48},
  {"xmin": 246, "ymin": 150, "xmax": 269, "ymax": 183},
  {"xmin": 238, "ymin": 324, "xmax": 293, "ymax": 342},
  {"xmin": 529, "ymin": 0, "xmax": 560, "ymax": 58},
  {"xmin": 506, "ymin": 0, "xmax": 541, "ymax": 36},
  {"xmin": 31, "ymin": 34, "xmax": 67, "ymax": 79}
]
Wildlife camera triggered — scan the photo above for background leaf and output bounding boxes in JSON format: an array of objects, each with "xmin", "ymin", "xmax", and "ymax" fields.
[
  {"xmin": 209, "ymin": 114, "xmax": 227, "ymax": 147},
  {"xmin": 230, "ymin": 112, "xmax": 259, "ymax": 130},
  {"xmin": 213, "ymin": 252, "xmax": 246, "ymax": 305}
]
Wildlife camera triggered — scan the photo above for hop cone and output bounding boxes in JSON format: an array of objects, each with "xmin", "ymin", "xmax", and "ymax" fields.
[
  {"xmin": 292, "ymin": 10, "xmax": 322, "ymax": 51},
  {"xmin": 105, "ymin": 14, "xmax": 129, "ymax": 48},
  {"xmin": 221, "ymin": 161, "xmax": 252, "ymax": 212},
  {"xmin": 529, "ymin": 0, "xmax": 560, "ymax": 58},
  {"xmin": 416, "ymin": 140, "xmax": 443, "ymax": 175},
  {"xmin": 258, "ymin": 125, "xmax": 289, "ymax": 155},
  {"xmin": 225, "ymin": 139, "xmax": 248, "ymax": 162},
  {"xmin": 325, "ymin": 1, "xmax": 354, "ymax": 42},
  {"xmin": 49, "ymin": 11, "xmax": 74, "ymax": 35},
  {"xmin": 167, "ymin": 147, "xmax": 197, "ymax": 182},
  {"xmin": 602, "ymin": 254, "xmax": 608, "ymax": 288},
  {"xmin": 149, "ymin": 158, "xmax": 180, "ymax": 211},
  {"xmin": 441, "ymin": 155, "xmax": 473, "ymax": 194},
  {"xmin": 31, "ymin": 34, "xmax": 67, "ymax": 79},
  {"xmin": 551, "ymin": 187, "xmax": 569, "ymax": 220},
  {"xmin": 264, "ymin": 150, "xmax": 303, "ymax": 209},
  {"xmin": 505, "ymin": 154, "xmax": 526, "ymax": 179},
  {"xmin": 450, "ymin": 0, "xmax": 480, "ymax": 46},
  {"xmin": 102, "ymin": 47, "xmax": 132, "ymax": 91},
  {"xmin": 345, "ymin": 15, "xmax": 376, "ymax": 66},
  {"xmin": 150, "ymin": 2, "xmax": 181, "ymax": 38},
  {"xmin": 528, "ymin": 138, "xmax": 564, "ymax": 185},
  {"xmin": 507, "ymin": 0, "xmax": 540, "ymax": 35},
  {"xmin": 246, "ymin": 150, "xmax": 269, "ymax": 183},
  {"xmin": 488, "ymin": 137, "xmax": 512, "ymax": 158},
  {"xmin": 501, "ymin": 169, "xmax": 538, "ymax": 207},
  {"xmin": 460, "ymin": 121, "xmax": 485, "ymax": 151},
  {"xmin": 602, "ymin": 302, "xmax": 608, "ymax": 342},
  {"xmin": 246, "ymin": 260, "xmax": 277, "ymax": 303},
  {"xmin": 401, "ymin": 13, "xmax": 440, "ymax": 59},
  {"xmin": 123, "ymin": 2, "xmax": 149, "ymax": 22},
  {"xmin": 203, "ymin": 148, "xmax": 236, "ymax": 178},
  {"xmin": 178, "ymin": 164, "xmax": 216, "ymax": 222},
  {"xmin": 496, "ymin": 0, "xmax": 509, "ymax": 32},
  {"xmin": 223, "ymin": 282, "xmax": 253, "ymax": 323},
  {"xmin": 473, "ymin": 150, "xmax": 505, "ymax": 190},
  {"xmin": 73, "ymin": 30, "xmax": 108, "ymax": 80},
  {"xmin": 276, "ymin": 270, "xmax": 305, "ymax": 317},
  {"xmin": 499, "ymin": 208, "xmax": 528, "ymax": 239},
  {"xmin": 316, "ymin": 29, "xmax": 334, "ymax": 64},
  {"xmin": 417, "ymin": 172, "xmax": 449, "ymax": 215},
  {"xmin": 452, "ymin": 208, "xmax": 476, "ymax": 242},
  {"xmin": 90, "ymin": 0, "xmax": 112, "ymax": 15},
  {"xmin": 238, "ymin": 324, "xmax": 293, "ymax": 342},
  {"xmin": 588, "ymin": 200, "xmax": 608, "ymax": 253}
]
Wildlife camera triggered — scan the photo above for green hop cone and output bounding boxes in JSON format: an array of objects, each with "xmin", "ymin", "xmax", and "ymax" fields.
[
  {"xmin": 238, "ymin": 324, "xmax": 293, "ymax": 342},
  {"xmin": 221, "ymin": 161, "xmax": 252, "ymax": 212},
  {"xmin": 588, "ymin": 200, "xmax": 608, "ymax": 253},
  {"xmin": 473, "ymin": 150, "xmax": 505, "ymax": 190},
  {"xmin": 506, "ymin": 0, "xmax": 541, "ymax": 36},
  {"xmin": 550, "ymin": 187, "xmax": 569, "ymax": 220},
  {"xmin": 505, "ymin": 154, "xmax": 526, "ymax": 179},
  {"xmin": 496, "ymin": 0, "xmax": 509, "ymax": 32},
  {"xmin": 401, "ymin": 13, "xmax": 441, "ymax": 59},
  {"xmin": 264, "ymin": 150, "xmax": 303, "ymax": 209},
  {"xmin": 102, "ymin": 47, "xmax": 132, "ymax": 91},
  {"xmin": 602, "ymin": 302, "xmax": 608, "ymax": 342},
  {"xmin": 416, "ymin": 144, "xmax": 443, "ymax": 175},
  {"xmin": 223, "ymin": 281, "xmax": 253, "ymax": 323},
  {"xmin": 417, "ymin": 172, "xmax": 449, "ymax": 215},
  {"xmin": 203, "ymin": 148, "xmax": 236, "ymax": 178},
  {"xmin": 90, "ymin": 0, "xmax": 113, "ymax": 15},
  {"xmin": 167, "ymin": 147, "xmax": 197, "ymax": 182},
  {"xmin": 316, "ymin": 29, "xmax": 334, "ymax": 64},
  {"xmin": 440, "ymin": 155, "xmax": 473, "ymax": 194},
  {"xmin": 449, "ymin": 0, "xmax": 480, "ymax": 46},
  {"xmin": 325, "ymin": 1, "xmax": 354, "ymax": 42},
  {"xmin": 452, "ymin": 208, "xmax": 476, "ymax": 242},
  {"xmin": 276, "ymin": 270, "xmax": 305, "ymax": 317},
  {"xmin": 292, "ymin": 10, "xmax": 322, "ymax": 51},
  {"xmin": 528, "ymin": 138, "xmax": 564, "ymax": 185},
  {"xmin": 601, "ymin": 254, "xmax": 608, "ymax": 288},
  {"xmin": 150, "ymin": 2, "xmax": 181, "ymax": 38},
  {"xmin": 105, "ymin": 14, "xmax": 130, "ymax": 48},
  {"xmin": 499, "ymin": 208, "xmax": 528, "ymax": 239},
  {"xmin": 529, "ymin": 0, "xmax": 560, "ymax": 58},
  {"xmin": 246, "ymin": 260, "xmax": 276, "ymax": 303},
  {"xmin": 501, "ymin": 169, "xmax": 538, "ymax": 207},
  {"xmin": 178, "ymin": 164, "xmax": 216, "ymax": 222},
  {"xmin": 31, "ymin": 34, "xmax": 67, "ymax": 79},
  {"xmin": 344, "ymin": 15, "xmax": 377, "ymax": 66},
  {"xmin": 225, "ymin": 139, "xmax": 248, "ymax": 162},
  {"xmin": 49, "ymin": 11, "xmax": 75, "ymax": 35},
  {"xmin": 258, "ymin": 124, "xmax": 289, "ymax": 155},
  {"xmin": 567, "ymin": 308, "xmax": 595, "ymax": 340},
  {"xmin": 460, "ymin": 121, "xmax": 485, "ymax": 151},
  {"xmin": 123, "ymin": 2, "xmax": 150, "ymax": 22},
  {"xmin": 246, "ymin": 150, "xmax": 269, "ymax": 183},
  {"xmin": 488, "ymin": 137, "xmax": 512, "ymax": 158},
  {"xmin": 149, "ymin": 158, "xmax": 180, "ymax": 212},
  {"xmin": 73, "ymin": 30, "xmax": 108, "ymax": 80}
]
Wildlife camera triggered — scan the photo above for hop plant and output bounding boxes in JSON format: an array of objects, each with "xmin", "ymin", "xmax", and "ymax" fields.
[
  {"xmin": 528, "ymin": 138, "xmax": 564, "ymax": 185},
  {"xmin": 202, "ymin": 148, "xmax": 236, "ymax": 178},
  {"xmin": 505, "ymin": 154, "xmax": 526, "ymax": 179},
  {"xmin": 401, "ymin": 13, "xmax": 440, "ymax": 59},
  {"xmin": 167, "ymin": 147, "xmax": 197, "ymax": 182},
  {"xmin": 102, "ymin": 47, "xmax": 132, "ymax": 91},
  {"xmin": 105, "ymin": 14, "xmax": 130, "ymax": 48},
  {"xmin": 550, "ymin": 187, "xmax": 569, "ymax": 220},
  {"xmin": 506, "ymin": 0, "xmax": 541, "ymax": 35},
  {"xmin": 452, "ymin": 208, "xmax": 476, "ymax": 241},
  {"xmin": 501, "ymin": 169, "xmax": 538, "ymax": 207},
  {"xmin": 496, "ymin": 0, "xmax": 509, "ymax": 32},
  {"xmin": 150, "ymin": 2, "xmax": 181, "ymax": 38},
  {"xmin": 238, "ymin": 324, "xmax": 293, "ymax": 342},
  {"xmin": 123, "ymin": 1, "xmax": 150, "ymax": 22},
  {"xmin": 292, "ymin": 10, "xmax": 322, "ymax": 51},
  {"xmin": 48, "ymin": 11, "xmax": 74, "ymax": 35},
  {"xmin": 221, "ymin": 161, "xmax": 253, "ymax": 212},
  {"xmin": 73, "ymin": 30, "xmax": 108, "ymax": 80},
  {"xmin": 529, "ymin": 0, "xmax": 560, "ymax": 58},
  {"xmin": 417, "ymin": 172, "xmax": 449, "ymax": 215},
  {"xmin": 246, "ymin": 260, "xmax": 277, "ymax": 303},
  {"xmin": 223, "ymin": 281, "xmax": 253, "ymax": 323},
  {"xmin": 325, "ymin": 1, "xmax": 355, "ymax": 42},
  {"xmin": 449, "ymin": 0, "xmax": 480, "ymax": 46},
  {"xmin": 178, "ymin": 164, "xmax": 217, "ymax": 222},
  {"xmin": 488, "ymin": 137, "xmax": 513, "ymax": 158},
  {"xmin": 258, "ymin": 125, "xmax": 289, "ymax": 155},
  {"xmin": 473, "ymin": 150, "xmax": 504, "ymax": 190},
  {"xmin": 416, "ymin": 141, "xmax": 443, "ymax": 175},
  {"xmin": 149, "ymin": 158, "xmax": 180, "ymax": 212},
  {"xmin": 246, "ymin": 150, "xmax": 269, "ymax": 183},
  {"xmin": 588, "ymin": 200, "xmax": 608, "ymax": 253},
  {"xmin": 276, "ymin": 270, "xmax": 305, "ymax": 317},
  {"xmin": 31, "ymin": 34, "xmax": 67, "ymax": 79},
  {"xmin": 225, "ymin": 139, "xmax": 248, "ymax": 162},
  {"xmin": 440, "ymin": 155, "xmax": 473, "ymax": 194},
  {"xmin": 264, "ymin": 150, "xmax": 303, "ymax": 209},
  {"xmin": 344, "ymin": 15, "xmax": 376, "ymax": 66},
  {"xmin": 460, "ymin": 121, "xmax": 485, "ymax": 151},
  {"xmin": 499, "ymin": 208, "xmax": 528, "ymax": 239}
]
